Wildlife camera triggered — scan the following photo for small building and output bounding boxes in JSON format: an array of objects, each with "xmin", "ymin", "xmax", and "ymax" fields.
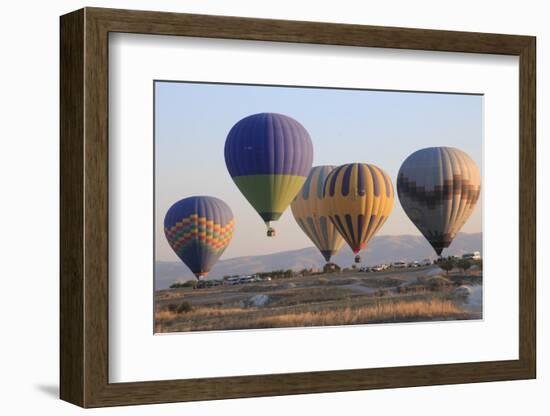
[{"xmin": 462, "ymin": 251, "xmax": 481, "ymax": 261}]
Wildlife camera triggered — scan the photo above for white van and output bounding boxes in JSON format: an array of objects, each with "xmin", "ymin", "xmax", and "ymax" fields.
[
  {"xmin": 392, "ymin": 261, "xmax": 407, "ymax": 269},
  {"xmin": 238, "ymin": 275, "xmax": 255, "ymax": 284},
  {"xmin": 225, "ymin": 277, "xmax": 240, "ymax": 285}
]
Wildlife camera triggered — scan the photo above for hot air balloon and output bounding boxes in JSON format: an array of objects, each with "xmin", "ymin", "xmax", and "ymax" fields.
[
  {"xmin": 224, "ymin": 113, "xmax": 314, "ymax": 237},
  {"xmin": 397, "ymin": 146, "xmax": 481, "ymax": 256},
  {"xmin": 164, "ymin": 196, "xmax": 234, "ymax": 280},
  {"xmin": 291, "ymin": 166, "xmax": 345, "ymax": 264},
  {"xmin": 323, "ymin": 163, "xmax": 394, "ymax": 263}
]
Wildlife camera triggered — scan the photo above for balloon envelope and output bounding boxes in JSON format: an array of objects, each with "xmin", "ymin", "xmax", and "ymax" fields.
[
  {"xmin": 291, "ymin": 166, "xmax": 345, "ymax": 262},
  {"xmin": 224, "ymin": 113, "xmax": 314, "ymax": 235},
  {"xmin": 323, "ymin": 163, "xmax": 394, "ymax": 257},
  {"xmin": 397, "ymin": 146, "xmax": 481, "ymax": 256},
  {"xmin": 164, "ymin": 196, "xmax": 234, "ymax": 279}
]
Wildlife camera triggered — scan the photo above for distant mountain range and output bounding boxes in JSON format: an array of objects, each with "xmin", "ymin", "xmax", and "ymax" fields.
[{"xmin": 155, "ymin": 232, "xmax": 482, "ymax": 289}]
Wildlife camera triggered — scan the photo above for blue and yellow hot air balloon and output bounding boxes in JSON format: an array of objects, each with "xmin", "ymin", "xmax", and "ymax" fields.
[
  {"xmin": 224, "ymin": 113, "xmax": 314, "ymax": 237},
  {"xmin": 323, "ymin": 163, "xmax": 394, "ymax": 263},
  {"xmin": 291, "ymin": 166, "xmax": 344, "ymax": 263},
  {"xmin": 164, "ymin": 196, "xmax": 234, "ymax": 280}
]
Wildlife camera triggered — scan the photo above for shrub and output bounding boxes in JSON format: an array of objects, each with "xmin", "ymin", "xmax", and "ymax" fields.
[
  {"xmin": 457, "ymin": 259, "xmax": 472, "ymax": 274},
  {"xmin": 427, "ymin": 276, "xmax": 452, "ymax": 290},
  {"xmin": 376, "ymin": 288, "xmax": 390, "ymax": 297},
  {"xmin": 177, "ymin": 301, "xmax": 193, "ymax": 313},
  {"xmin": 439, "ymin": 259, "xmax": 455, "ymax": 275},
  {"xmin": 169, "ymin": 280, "xmax": 197, "ymax": 289},
  {"xmin": 167, "ymin": 303, "xmax": 178, "ymax": 312}
]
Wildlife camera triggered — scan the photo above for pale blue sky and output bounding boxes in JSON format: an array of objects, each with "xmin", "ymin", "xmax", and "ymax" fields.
[{"xmin": 155, "ymin": 81, "xmax": 482, "ymax": 261}]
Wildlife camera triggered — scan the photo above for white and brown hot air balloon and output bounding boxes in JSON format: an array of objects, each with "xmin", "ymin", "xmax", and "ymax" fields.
[{"xmin": 396, "ymin": 147, "xmax": 481, "ymax": 256}]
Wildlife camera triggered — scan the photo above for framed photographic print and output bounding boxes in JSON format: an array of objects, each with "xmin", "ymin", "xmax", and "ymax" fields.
[{"xmin": 60, "ymin": 7, "xmax": 536, "ymax": 408}]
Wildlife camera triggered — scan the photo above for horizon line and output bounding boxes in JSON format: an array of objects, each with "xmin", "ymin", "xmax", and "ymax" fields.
[{"xmin": 156, "ymin": 231, "xmax": 482, "ymax": 263}]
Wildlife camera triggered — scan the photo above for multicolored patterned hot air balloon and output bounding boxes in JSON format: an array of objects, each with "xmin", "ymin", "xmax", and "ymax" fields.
[
  {"xmin": 164, "ymin": 196, "xmax": 235, "ymax": 280},
  {"xmin": 224, "ymin": 113, "xmax": 314, "ymax": 237},
  {"xmin": 397, "ymin": 146, "xmax": 481, "ymax": 256},
  {"xmin": 291, "ymin": 166, "xmax": 345, "ymax": 263},
  {"xmin": 323, "ymin": 163, "xmax": 394, "ymax": 263}
]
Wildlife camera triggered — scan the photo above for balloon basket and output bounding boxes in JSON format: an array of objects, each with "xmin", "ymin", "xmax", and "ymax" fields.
[
  {"xmin": 354, "ymin": 255, "xmax": 361, "ymax": 263},
  {"xmin": 267, "ymin": 227, "xmax": 276, "ymax": 237}
]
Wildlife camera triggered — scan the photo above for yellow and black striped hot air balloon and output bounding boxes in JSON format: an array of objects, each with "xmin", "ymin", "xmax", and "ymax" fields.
[
  {"xmin": 291, "ymin": 166, "xmax": 345, "ymax": 264},
  {"xmin": 397, "ymin": 146, "xmax": 481, "ymax": 256},
  {"xmin": 323, "ymin": 163, "xmax": 394, "ymax": 263}
]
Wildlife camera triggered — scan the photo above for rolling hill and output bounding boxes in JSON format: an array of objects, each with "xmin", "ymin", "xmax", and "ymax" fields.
[{"xmin": 155, "ymin": 232, "xmax": 482, "ymax": 289}]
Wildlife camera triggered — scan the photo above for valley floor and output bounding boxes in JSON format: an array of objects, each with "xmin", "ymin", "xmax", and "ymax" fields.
[{"xmin": 154, "ymin": 266, "xmax": 482, "ymax": 333}]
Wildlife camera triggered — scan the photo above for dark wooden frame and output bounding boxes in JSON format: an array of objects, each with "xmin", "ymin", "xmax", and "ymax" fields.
[{"xmin": 60, "ymin": 7, "xmax": 536, "ymax": 408}]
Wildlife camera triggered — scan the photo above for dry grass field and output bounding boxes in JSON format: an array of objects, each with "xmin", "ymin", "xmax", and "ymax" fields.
[{"xmin": 154, "ymin": 266, "xmax": 482, "ymax": 333}]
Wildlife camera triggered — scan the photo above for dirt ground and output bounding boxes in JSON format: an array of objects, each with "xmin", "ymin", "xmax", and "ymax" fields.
[{"xmin": 155, "ymin": 265, "xmax": 482, "ymax": 333}]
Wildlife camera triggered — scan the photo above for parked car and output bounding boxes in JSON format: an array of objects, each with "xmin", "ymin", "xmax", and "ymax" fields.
[
  {"xmin": 371, "ymin": 264, "xmax": 387, "ymax": 272},
  {"xmin": 392, "ymin": 261, "xmax": 407, "ymax": 269},
  {"xmin": 238, "ymin": 276, "xmax": 255, "ymax": 284}
]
